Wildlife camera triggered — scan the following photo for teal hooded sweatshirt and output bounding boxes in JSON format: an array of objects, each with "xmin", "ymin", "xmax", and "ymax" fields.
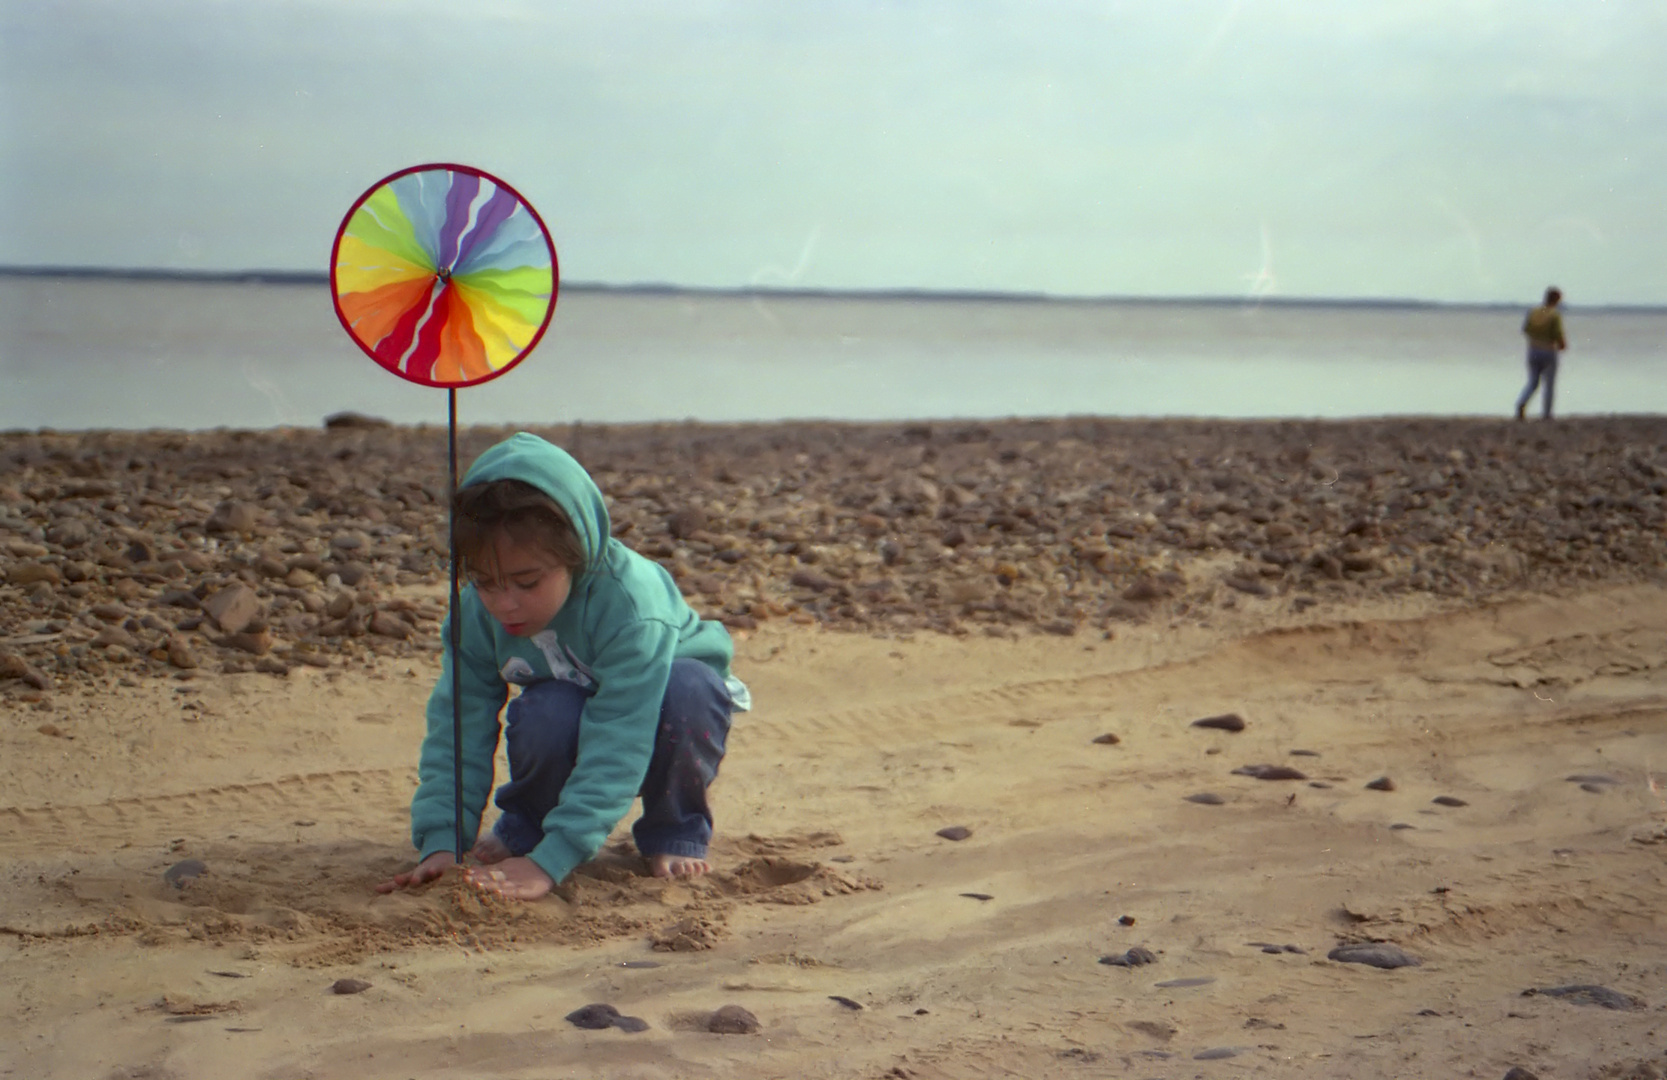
[{"xmin": 410, "ymin": 432, "xmax": 745, "ymax": 884}]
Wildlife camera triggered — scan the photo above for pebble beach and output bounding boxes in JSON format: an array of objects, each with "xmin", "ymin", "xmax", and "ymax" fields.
[{"xmin": 4, "ymin": 414, "xmax": 1667, "ymax": 1078}]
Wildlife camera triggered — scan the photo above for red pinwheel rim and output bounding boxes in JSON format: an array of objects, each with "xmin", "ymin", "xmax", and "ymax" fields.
[{"xmin": 329, "ymin": 162, "xmax": 560, "ymax": 389}]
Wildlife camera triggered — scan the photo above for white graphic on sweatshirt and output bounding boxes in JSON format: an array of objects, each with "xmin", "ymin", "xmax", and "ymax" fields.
[{"xmin": 498, "ymin": 629, "xmax": 597, "ymax": 689}]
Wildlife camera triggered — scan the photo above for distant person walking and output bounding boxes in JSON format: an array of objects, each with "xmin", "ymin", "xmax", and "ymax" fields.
[{"xmin": 1515, "ymin": 286, "xmax": 1567, "ymax": 420}]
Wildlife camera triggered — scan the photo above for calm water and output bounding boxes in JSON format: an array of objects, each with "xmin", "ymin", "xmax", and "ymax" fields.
[{"xmin": 1, "ymin": 276, "xmax": 1663, "ymax": 431}]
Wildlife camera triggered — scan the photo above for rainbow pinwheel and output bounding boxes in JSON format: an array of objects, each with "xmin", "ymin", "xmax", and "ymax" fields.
[
  {"xmin": 329, "ymin": 163, "xmax": 559, "ymax": 862},
  {"xmin": 331, "ymin": 164, "xmax": 557, "ymax": 387}
]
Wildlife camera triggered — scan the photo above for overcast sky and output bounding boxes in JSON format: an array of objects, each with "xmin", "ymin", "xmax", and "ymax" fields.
[{"xmin": 2, "ymin": 0, "xmax": 1662, "ymax": 304}]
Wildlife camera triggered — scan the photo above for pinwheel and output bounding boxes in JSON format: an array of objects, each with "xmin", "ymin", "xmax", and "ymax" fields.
[{"xmin": 331, "ymin": 164, "xmax": 559, "ymax": 858}]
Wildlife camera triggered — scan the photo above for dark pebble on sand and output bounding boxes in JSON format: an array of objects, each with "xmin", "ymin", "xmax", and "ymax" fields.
[
  {"xmin": 1432, "ymin": 795, "xmax": 1469, "ymax": 807},
  {"xmin": 707, "ymin": 1004, "xmax": 761, "ymax": 1034},
  {"xmin": 829, "ymin": 995, "xmax": 864, "ymax": 1010},
  {"xmin": 1391, "ymin": 822, "xmax": 1416, "ymax": 830},
  {"xmin": 1119, "ymin": 914, "xmax": 1136, "ymax": 926},
  {"xmin": 1185, "ymin": 792, "xmax": 1227, "ymax": 805},
  {"xmin": 1308, "ymin": 781, "xmax": 1333, "ymax": 789},
  {"xmin": 1327, "ymin": 943, "xmax": 1421, "ymax": 969},
  {"xmin": 1366, "ymin": 777, "xmax": 1396, "ymax": 791},
  {"xmin": 1232, "ymin": 764, "xmax": 1307, "ymax": 781},
  {"xmin": 163, "ymin": 859, "xmax": 208, "ymax": 889},
  {"xmin": 1525, "ymin": 984, "xmax": 1644, "ymax": 1010},
  {"xmin": 618, "ymin": 960, "xmax": 661, "ymax": 969},
  {"xmin": 1261, "ymin": 945, "xmax": 1283, "ymax": 954},
  {"xmin": 1192, "ymin": 713, "xmax": 1246, "ymax": 733},
  {"xmin": 1155, "ymin": 977, "xmax": 1215, "ymax": 988},
  {"xmin": 960, "ymin": 892, "xmax": 994, "ymax": 901},
  {"xmin": 936, "ymin": 826, "xmax": 972, "ymax": 841},
  {"xmin": 1092, "ymin": 732, "xmax": 1121, "ymax": 745},
  {"xmin": 1100, "ymin": 946, "xmax": 1158, "ymax": 967},
  {"xmin": 1502, "ymin": 1069, "xmax": 1541, "ymax": 1080},
  {"xmin": 1194, "ymin": 1047, "xmax": 1241, "ymax": 1060},
  {"xmin": 828, "ymin": 855, "xmax": 855, "ymax": 863},
  {"xmin": 564, "ymin": 1003, "xmax": 649, "ymax": 1032},
  {"xmin": 329, "ymin": 978, "xmax": 371, "ymax": 995},
  {"xmin": 1289, "ymin": 749, "xmax": 1321, "ymax": 757}
]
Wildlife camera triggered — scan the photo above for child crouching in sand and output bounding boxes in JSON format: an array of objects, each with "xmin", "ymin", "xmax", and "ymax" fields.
[{"xmin": 377, "ymin": 432, "xmax": 749, "ymax": 900}]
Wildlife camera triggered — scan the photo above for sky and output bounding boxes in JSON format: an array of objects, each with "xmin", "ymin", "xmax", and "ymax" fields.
[{"xmin": 2, "ymin": 0, "xmax": 1664, "ymax": 305}]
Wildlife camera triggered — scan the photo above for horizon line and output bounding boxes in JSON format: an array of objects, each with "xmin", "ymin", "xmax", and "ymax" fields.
[{"xmin": 1, "ymin": 264, "xmax": 1661, "ymax": 314}]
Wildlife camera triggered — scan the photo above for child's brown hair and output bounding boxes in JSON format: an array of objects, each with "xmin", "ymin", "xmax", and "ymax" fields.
[{"xmin": 452, "ymin": 479, "xmax": 586, "ymax": 584}]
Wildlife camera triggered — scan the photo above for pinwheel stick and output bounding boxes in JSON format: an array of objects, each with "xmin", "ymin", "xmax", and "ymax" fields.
[{"xmin": 448, "ymin": 389, "xmax": 466, "ymax": 861}]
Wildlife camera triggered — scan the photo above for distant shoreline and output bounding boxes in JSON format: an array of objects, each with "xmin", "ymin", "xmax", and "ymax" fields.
[{"xmin": 4, "ymin": 264, "xmax": 1659, "ymax": 314}]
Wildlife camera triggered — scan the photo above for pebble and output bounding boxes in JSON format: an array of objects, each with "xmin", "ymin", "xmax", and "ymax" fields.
[
  {"xmin": 707, "ymin": 1005, "xmax": 761, "ymax": 1034},
  {"xmin": 960, "ymin": 892, "xmax": 994, "ymax": 901},
  {"xmin": 1184, "ymin": 792, "xmax": 1227, "ymax": 805},
  {"xmin": 1091, "ymin": 733, "xmax": 1121, "ymax": 745},
  {"xmin": 1365, "ymin": 777, "xmax": 1396, "ymax": 791},
  {"xmin": 163, "ymin": 859, "xmax": 208, "ymax": 889},
  {"xmin": 1100, "ymin": 947, "xmax": 1158, "ymax": 967},
  {"xmin": 1327, "ymin": 943, "xmax": 1421, "ymax": 969},
  {"xmin": 1431, "ymin": 796, "xmax": 1469, "ymax": 807},
  {"xmin": 564, "ymin": 1003, "xmax": 649, "ymax": 1031},
  {"xmin": 935, "ymin": 826, "xmax": 972, "ymax": 841},
  {"xmin": 1525, "ymin": 984, "xmax": 1644, "ymax": 1010},
  {"xmin": 828, "ymin": 995, "xmax": 864, "ymax": 1010},
  {"xmin": 329, "ymin": 979, "xmax": 371, "ymax": 995},
  {"xmin": 1501, "ymin": 1069, "xmax": 1540, "ymax": 1080},
  {"xmin": 1232, "ymin": 764, "xmax": 1308, "ymax": 781},
  {"xmin": 1192, "ymin": 713, "xmax": 1246, "ymax": 733},
  {"xmin": 1194, "ymin": 1047, "xmax": 1241, "ymax": 1060}
]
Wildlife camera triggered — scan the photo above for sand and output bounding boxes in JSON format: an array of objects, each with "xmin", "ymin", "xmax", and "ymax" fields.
[{"xmin": 3, "ymin": 418, "xmax": 1666, "ymax": 1079}]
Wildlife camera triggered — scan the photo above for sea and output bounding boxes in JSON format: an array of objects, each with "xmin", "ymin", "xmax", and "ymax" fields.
[{"xmin": 1, "ymin": 273, "xmax": 1663, "ymax": 432}]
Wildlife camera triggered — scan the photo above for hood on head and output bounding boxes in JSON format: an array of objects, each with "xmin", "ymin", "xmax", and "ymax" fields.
[{"xmin": 458, "ymin": 432, "xmax": 610, "ymax": 574}]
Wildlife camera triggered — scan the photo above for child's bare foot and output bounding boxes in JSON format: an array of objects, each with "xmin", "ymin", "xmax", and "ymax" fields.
[
  {"xmin": 649, "ymin": 853, "xmax": 711, "ymax": 879},
  {"xmin": 471, "ymin": 832, "xmax": 512, "ymax": 865}
]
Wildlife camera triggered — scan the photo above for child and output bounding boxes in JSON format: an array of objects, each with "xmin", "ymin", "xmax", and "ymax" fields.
[{"xmin": 376, "ymin": 432, "xmax": 749, "ymax": 901}]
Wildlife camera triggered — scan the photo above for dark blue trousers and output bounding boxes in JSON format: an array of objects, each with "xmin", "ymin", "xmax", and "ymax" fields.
[
  {"xmin": 1516, "ymin": 347, "xmax": 1558, "ymax": 418},
  {"xmin": 490, "ymin": 658, "xmax": 733, "ymax": 861}
]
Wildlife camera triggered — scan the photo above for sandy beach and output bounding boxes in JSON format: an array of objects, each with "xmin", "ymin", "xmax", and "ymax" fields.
[{"xmin": 3, "ymin": 416, "xmax": 1667, "ymax": 1079}]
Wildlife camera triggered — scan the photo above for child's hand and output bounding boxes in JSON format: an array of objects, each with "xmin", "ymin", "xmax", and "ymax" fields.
[
  {"xmin": 465, "ymin": 856, "xmax": 554, "ymax": 901},
  {"xmin": 375, "ymin": 851, "xmax": 455, "ymax": 893}
]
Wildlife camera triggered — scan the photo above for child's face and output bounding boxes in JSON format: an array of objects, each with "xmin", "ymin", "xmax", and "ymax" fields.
[{"xmin": 470, "ymin": 533, "xmax": 572, "ymax": 637}]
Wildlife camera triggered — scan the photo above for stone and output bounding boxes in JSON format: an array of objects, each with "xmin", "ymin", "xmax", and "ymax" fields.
[
  {"xmin": 707, "ymin": 1005, "xmax": 761, "ymax": 1034},
  {"xmin": 330, "ymin": 978, "xmax": 371, "ymax": 994},
  {"xmin": 935, "ymin": 825, "xmax": 972, "ymax": 841},
  {"xmin": 1526, "ymin": 984, "xmax": 1644, "ymax": 1010},
  {"xmin": 369, "ymin": 611, "xmax": 412, "ymax": 639},
  {"xmin": 1099, "ymin": 946, "xmax": 1158, "ymax": 967},
  {"xmin": 1232, "ymin": 764, "xmax": 1307, "ymax": 781},
  {"xmin": 226, "ymin": 630, "xmax": 274, "ymax": 656},
  {"xmin": 203, "ymin": 583, "xmax": 262, "ymax": 634},
  {"xmin": 1327, "ymin": 943, "xmax": 1421, "ymax": 969},
  {"xmin": 1192, "ymin": 713, "xmax": 1246, "ymax": 732},
  {"xmin": 1365, "ymin": 776, "xmax": 1396, "ymax": 791},
  {"xmin": 667, "ymin": 508, "xmax": 707, "ymax": 540},
  {"xmin": 5, "ymin": 562, "xmax": 61, "ymax": 587},
  {"xmin": 166, "ymin": 636, "xmax": 199, "ymax": 669},
  {"xmin": 205, "ymin": 501, "xmax": 260, "ymax": 536}
]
